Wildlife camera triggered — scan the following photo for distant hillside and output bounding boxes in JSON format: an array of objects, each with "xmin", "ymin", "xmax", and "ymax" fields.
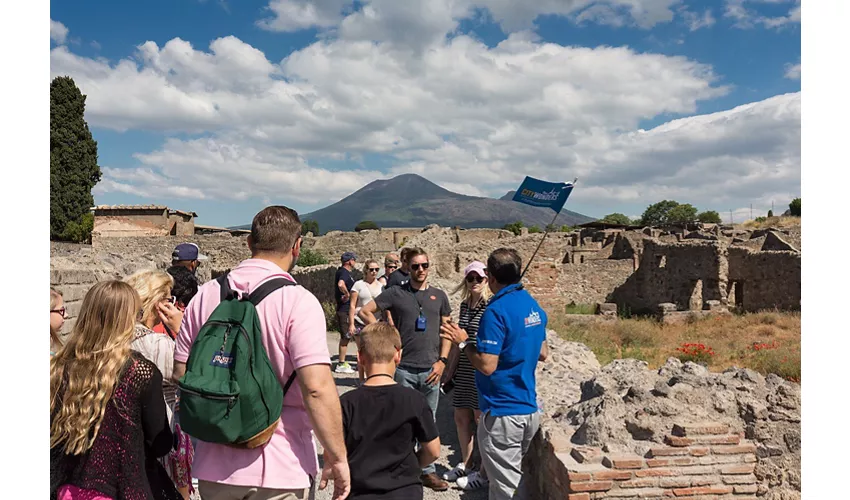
[{"xmin": 235, "ymin": 174, "xmax": 594, "ymax": 233}]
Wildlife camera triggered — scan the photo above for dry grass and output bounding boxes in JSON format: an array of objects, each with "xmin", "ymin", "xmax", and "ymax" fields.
[
  {"xmin": 739, "ymin": 215, "xmax": 801, "ymax": 230},
  {"xmin": 550, "ymin": 310, "xmax": 800, "ymax": 381}
]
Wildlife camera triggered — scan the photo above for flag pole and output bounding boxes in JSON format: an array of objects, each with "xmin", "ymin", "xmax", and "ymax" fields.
[{"xmin": 520, "ymin": 178, "xmax": 577, "ymax": 281}]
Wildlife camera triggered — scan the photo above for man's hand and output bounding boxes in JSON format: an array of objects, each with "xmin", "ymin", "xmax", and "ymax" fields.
[
  {"xmin": 440, "ymin": 322, "xmax": 469, "ymax": 345},
  {"xmin": 319, "ymin": 453, "xmax": 351, "ymax": 500},
  {"xmin": 157, "ymin": 301, "xmax": 183, "ymax": 335},
  {"xmin": 425, "ymin": 359, "xmax": 445, "ymax": 386}
]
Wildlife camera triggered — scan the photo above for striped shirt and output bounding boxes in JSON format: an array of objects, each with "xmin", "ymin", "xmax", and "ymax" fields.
[{"xmin": 452, "ymin": 298, "xmax": 488, "ymax": 409}]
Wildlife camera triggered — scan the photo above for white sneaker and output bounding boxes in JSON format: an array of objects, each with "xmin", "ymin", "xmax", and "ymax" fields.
[
  {"xmin": 442, "ymin": 463, "xmax": 467, "ymax": 482},
  {"xmin": 335, "ymin": 362, "xmax": 355, "ymax": 374},
  {"xmin": 457, "ymin": 471, "xmax": 488, "ymax": 490}
]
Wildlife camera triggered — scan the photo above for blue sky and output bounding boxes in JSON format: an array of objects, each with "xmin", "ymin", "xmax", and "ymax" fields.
[{"xmin": 50, "ymin": 0, "xmax": 800, "ymax": 227}]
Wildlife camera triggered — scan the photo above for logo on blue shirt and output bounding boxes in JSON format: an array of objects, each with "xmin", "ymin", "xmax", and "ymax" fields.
[{"xmin": 524, "ymin": 310, "xmax": 542, "ymax": 328}]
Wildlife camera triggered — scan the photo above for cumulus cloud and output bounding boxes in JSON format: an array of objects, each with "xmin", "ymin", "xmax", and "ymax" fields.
[
  {"xmin": 724, "ymin": 0, "xmax": 800, "ymax": 29},
  {"xmin": 257, "ymin": 0, "xmax": 351, "ymax": 32},
  {"xmin": 50, "ymin": 19, "xmax": 69, "ymax": 45},
  {"xmin": 784, "ymin": 62, "xmax": 801, "ymax": 80},
  {"xmin": 51, "ymin": 10, "xmax": 798, "ymax": 215}
]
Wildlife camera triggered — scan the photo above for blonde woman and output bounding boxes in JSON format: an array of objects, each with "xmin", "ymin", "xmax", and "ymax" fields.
[
  {"xmin": 125, "ymin": 269, "xmax": 194, "ymax": 500},
  {"xmin": 50, "ymin": 288, "xmax": 66, "ymax": 356},
  {"xmin": 442, "ymin": 261, "xmax": 491, "ymax": 491},
  {"xmin": 50, "ymin": 280, "xmax": 181, "ymax": 500}
]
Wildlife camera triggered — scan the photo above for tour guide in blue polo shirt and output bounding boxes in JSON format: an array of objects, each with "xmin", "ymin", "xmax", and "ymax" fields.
[{"xmin": 440, "ymin": 248, "xmax": 549, "ymax": 500}]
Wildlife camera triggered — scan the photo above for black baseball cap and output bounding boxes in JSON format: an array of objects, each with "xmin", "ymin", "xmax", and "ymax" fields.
[{"xmin": 172, "ymin": 242, "xmax": 208, "ymax": 261}]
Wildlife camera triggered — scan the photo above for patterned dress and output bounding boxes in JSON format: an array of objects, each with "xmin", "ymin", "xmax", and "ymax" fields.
[{"xmin": 452, "ymin": 298, "xmax": 489, "ymax": 410}]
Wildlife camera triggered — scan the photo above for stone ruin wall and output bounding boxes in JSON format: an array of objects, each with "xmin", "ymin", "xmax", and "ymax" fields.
[{"xmin": 727, "ymin": 248, "xmax": 801, "ymax": 312}]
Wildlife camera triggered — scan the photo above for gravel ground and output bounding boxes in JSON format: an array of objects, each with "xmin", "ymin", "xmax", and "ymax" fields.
[{"xmin": 315, "ymin": 332, "xmax": 488, "ymax": 500}]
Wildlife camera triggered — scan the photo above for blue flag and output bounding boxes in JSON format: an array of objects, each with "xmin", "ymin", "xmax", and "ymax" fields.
[{"xmin": 511, "ymin": 176, "xmax": 574, "ymax": 213}]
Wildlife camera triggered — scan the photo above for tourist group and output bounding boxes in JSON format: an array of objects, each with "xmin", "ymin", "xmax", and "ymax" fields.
[{"xmin": 50, "ymin": 205, "xmax": 549, "ymax": 500}]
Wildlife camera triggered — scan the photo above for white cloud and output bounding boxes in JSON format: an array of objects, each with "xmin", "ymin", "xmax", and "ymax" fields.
[
  {"xmin": 681, "ymin": 8, "xmax": 716, "ymax": 31},
  {"xmin": 724, "ymin": 0, "xmax": 800, "ymax": 29},
  {"xmin": 257, "ymin": 0, "xmax": 351, "ymax": 32},
  {"xmin": 50, "ymin": 19, "xmax": 69, "ymax": 45},
  {"xmin": 784, "ymin": 62, "xmax": 801, "ymax": 80}
]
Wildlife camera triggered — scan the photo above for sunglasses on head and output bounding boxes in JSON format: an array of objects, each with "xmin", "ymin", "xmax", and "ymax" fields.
[
  {"xmin": 410, "ymin": 262, "xmax": 430, "ymax": 271},
  {"xmin": 50, "ymin": 307, "xmax": 66, "ymax": 316},
  {"xmin": 466, "ymin": 274, "xmax": 484, "ymax": 283}
]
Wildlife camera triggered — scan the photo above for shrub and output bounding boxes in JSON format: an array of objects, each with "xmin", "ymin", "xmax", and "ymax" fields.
[
  {"xmin": 697, "ymin": 210, "xmax": 722, "ymax": 224},
  {"xmin": 600, "ymin": 213, "xmax": 631, "ymax": 225},
  {"xmin": 355, "ymin": 220, "xmax": 380, "ymax": 231},
  {"xmin": 754, "ymin": 216, "xmax": 767, "ymax": 223},
  {"xmin": 503, "ymin": 221, "xmax": 523, "ymax": 235},
  {"xmin": 301, "ymin": 219, "xmax": 319, "ymax": 235},
  {"xmin": 528, "ymin": 225, "xmax": 542, "ymax": 233},
  {"xmin": 564, "ymin": 302, "xmax": 596, "ymax": 315},
  {"xmin": 767, "ymin": 209, "xmax": 774, "ymax": 218},
  {"xmin": 296, "ymin": 248, "xmax": 329, "ymax": 267},
  {"xmin": 321, "ymin": 301, "xmax": 338, "ymax": 332},
  {"xmin": 675, "ymin": 343, "xmax": 715, "ymax": 365},
  {"xmin": 788, "ymin": 198, "xmax": 800, "ymax": 217}
]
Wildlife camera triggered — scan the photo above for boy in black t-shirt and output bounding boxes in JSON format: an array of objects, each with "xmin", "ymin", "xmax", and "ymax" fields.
[{"xmin": 338, "ymin": 323, "xmax": 441, "ymax": 500}]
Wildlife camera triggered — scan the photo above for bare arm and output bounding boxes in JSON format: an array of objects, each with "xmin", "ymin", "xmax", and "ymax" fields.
[
  {"xmin": 439, "ymin": 323, "xmax": 500, "ymax": 376},
  {"xmin": 539, "ymin": 340, "xmax": 549, "ymax": 362},
  {"xmin": 416, "ymin": 437, "xmax": 441, "ymax": 467},
  {"xmin": 297, "ymin": 363, "xmax": 347, "ymax": 464},
  {"xmin": 337, "ymin": 280, "xmax": 350, "ymax": 302},
  {"xmin": 348, "ymin": 291, "xmax": 360, "ymax": 331},
  {"xmin": 358, "ymin": 300, "xmax": 379, "ymax": 325},
  {"xmin": 172, "ymin": 361, "xmax": 186, "ymax": 383}
]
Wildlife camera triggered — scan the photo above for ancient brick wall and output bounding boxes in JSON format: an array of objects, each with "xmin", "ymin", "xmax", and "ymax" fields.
[
  {"xmin": 525, "ymin": 422, "xmax": 762, "ymax": 499},
  {"xmin": 302, "ymin": 230, "xmax": 398, "ymax": 263},
  {"xmin": 523, "ymin": 259, "xmax": 634, "ymax": 312},
  {"xmin": 727, "ymin": 248, "xmax": 801, "ymax": 312}
]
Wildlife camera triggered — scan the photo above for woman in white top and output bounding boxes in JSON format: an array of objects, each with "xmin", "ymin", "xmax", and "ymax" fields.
[{"xmin": 348, "ymin": 259, "xmax": 384, "ymax": 337}]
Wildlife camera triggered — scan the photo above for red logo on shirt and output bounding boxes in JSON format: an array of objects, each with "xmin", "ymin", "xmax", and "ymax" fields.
[{"xmin": 430, "ymin": 296, "xmax": 436, "ymax": 300}]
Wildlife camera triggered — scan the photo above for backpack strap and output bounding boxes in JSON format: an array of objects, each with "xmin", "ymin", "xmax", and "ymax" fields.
[
  {"xmin": 248, "ymin": 278, "xmax": 295, "ymax": 306},
  {"xmin": 217, "ymin": 271, "xmax": 240, "ymax": 301}
]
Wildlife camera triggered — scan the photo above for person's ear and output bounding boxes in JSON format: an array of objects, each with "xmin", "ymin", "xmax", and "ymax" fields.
[
  {"xmin": 394, "ymin": 348, "xmax": 402, "ymax": 365},
  {"xmin": 292, "ymin": 236, "xmax": 302, "ymax": 260}
]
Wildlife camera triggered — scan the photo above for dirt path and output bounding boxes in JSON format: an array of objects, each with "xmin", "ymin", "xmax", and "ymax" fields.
[{"xmin": 315, "ymin": 331, "xmax": 487, "ymax": 500}]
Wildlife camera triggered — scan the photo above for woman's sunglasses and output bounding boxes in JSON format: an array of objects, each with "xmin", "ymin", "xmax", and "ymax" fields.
[
  {"xmin": 466, "ymin": 274, "xmax": 484, "ymax": 283},
  {"xmin": 50, "ymin": 307, "xmax": 67, "ymax": 316},
  {"xmin": 411, "ymin": 262, "xmax": 430, "ymax": 271},
  {"xmin": 367, "ymin": 267, "xmax": 380, "ymax": 272}
]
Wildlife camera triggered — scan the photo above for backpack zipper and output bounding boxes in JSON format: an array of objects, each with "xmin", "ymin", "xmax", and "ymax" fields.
[{"xmin": 179, "ymin": 386, "xmax": 238, "ymax": 418}]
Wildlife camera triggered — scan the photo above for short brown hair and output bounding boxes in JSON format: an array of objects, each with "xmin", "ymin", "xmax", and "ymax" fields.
[
  {"xmin": 487, "ymin": 248, "xmax": 522, "ymax": 285},
  {"xmin": 405, "ymin": 247, "xmax": 428, "ymax": 264},
  {"xmin": 251, "ymin": 206, "xmax": 302, "ymax": 254},
  {"xmin": 358, "ymin": 323, "xmax": 402, "ymax": 363},
  {"xmin": 399, "ymin": 248, "xmax": 411, "ymax": 262}
]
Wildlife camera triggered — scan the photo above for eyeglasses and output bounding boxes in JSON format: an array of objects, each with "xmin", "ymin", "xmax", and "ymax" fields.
[
  {"xmin": 411, "ymin": 262, "xmax": 430, "ymax": 271},
  {"xmin": 385, "ymin": 265, "xmax": 398, "ymax": 270},
  {"xmin": 466, "ymin": 275, "xmax": 484, "ymax": 283},
  {"xmin": 50, "ymin": 307, "xmax": 66, "ymax": 316},
  {"xmin": 367, "ymin": 267, "xmax": 380, "ymax": 272}
]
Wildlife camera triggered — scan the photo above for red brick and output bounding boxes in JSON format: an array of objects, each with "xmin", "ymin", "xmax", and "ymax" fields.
[
  {"xmin": 688, "ymin": 475, "xmax": 721, "ymax": 486},
  {"xmin": 672, "ymin": 422, "xmax": 730, "ymax": 436},
  {"xmin": 719, "ymin": 463, "xmax": 755, "ymax": 475},
  {"xmin": 688, "ymin": 447, "xmax": 710, "ymax": 456},
  {"xmin": 668, "ymin": 434, "xmax": 741, "ymax": 446},
  {"xmin": 571, "ymin": 446, "xmax": 605, "ymax": 464},
  {"xmin": 721, "ymin": 474, "xmax": 757, "ymax": 485},
  {"xmin": 635, "ymin": 468, "xmax": 679, "ymax": 477},
  {"xmin": 646, "ymin": 456, "xmax": 697, "ymax": 467},
  {"xmin": 603, "ymin": 456, "xmax": 645, "ymax": 469},
  {"xmin": 665, "ymin": 435, "xmax": 694, "ymax": 447},
  {"xmin": 711, "ymin": 444, "xmax": 757, "ymax": 455},
  {"xmin": 568, "ymin": 471, "xmax": 592, "ymax": 481},
  {"xmin": 594, "ymin": 470, "xmax": 633, "ymax": 481},
  {"xmin": 620, "ymin": 477, "xmax": 659, "ymax": 488},
  {"xmin": 568, "ymin": 480, "xmax": 614, "ymax": 492},
  {"xmin": 567, "ymin": 494, "xmax": 591, "ymax": 500},
  {"xmin": 734, "ymin": 484, "xmax": 759, "ymax": 494},
  {"xmin": 649, "ymin": 447, "xmax": 690, "ymax": 457},
  {"xmin": 671, "ymin": 485, "xmax": 733, "ymax": 496}
]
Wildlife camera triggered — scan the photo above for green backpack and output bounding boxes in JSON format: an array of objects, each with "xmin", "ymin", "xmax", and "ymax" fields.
[{"xmin": 178, "ymin": 272, "xmax": 297, "ymax": 449}]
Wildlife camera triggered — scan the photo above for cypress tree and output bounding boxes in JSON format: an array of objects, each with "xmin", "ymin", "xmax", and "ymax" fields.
[{"xmin": 50, "ymin": 76, "xmax": 101, "ymax": 241}]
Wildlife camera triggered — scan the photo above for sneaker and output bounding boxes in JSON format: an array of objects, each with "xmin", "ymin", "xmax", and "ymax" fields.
[
  {"xmin": 457, "ymin": 471, "xmax": 488, "ymax": 490},
  {"xmin": 335, "ymin": 362, "xmax": 355, "ymax": 374},
  {"xmin": 442, "ymin": 463, "xmax": 467, "ymax": 482},
  {"xmin": 420, "ymin": 472, "xmax": 449, "ymax": 491}
]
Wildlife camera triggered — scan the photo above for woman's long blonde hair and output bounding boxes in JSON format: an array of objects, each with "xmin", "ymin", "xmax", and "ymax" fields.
[
  {"xmin": 50, "ymin": 288, "xmax": 63, "ymax": 348},
  {"xmin": 50, "ymin": 281, "xmax": 141, "ymax": 455},
  {"xmin": 125, "ymin": 269, "xmax": 173, "ymax": 327}
]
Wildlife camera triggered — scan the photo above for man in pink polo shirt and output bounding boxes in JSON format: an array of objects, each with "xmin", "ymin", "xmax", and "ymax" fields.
[{"xmin": 173, "ymin": 206, "xmax": 350, "ymax": 500}]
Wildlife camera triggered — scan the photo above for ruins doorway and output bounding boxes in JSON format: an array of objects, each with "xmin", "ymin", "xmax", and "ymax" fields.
[{"xmin": 728, "ymin": 281, "xmax": 744, "ymax": 309}]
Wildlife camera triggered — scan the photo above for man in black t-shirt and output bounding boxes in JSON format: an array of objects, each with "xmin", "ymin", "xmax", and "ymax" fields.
[
  {"xmin": 335, "ymin": 251, "xmax": 358, "ymax": 374},
  {"xmin": 384, "ymin": 247, "xmax": 411, "ymax": 289},
  {"xmin": 359, "ymin": 247, "xmax": 452, "ymax": 491},
  {"xmin": 340, "ymin": 323, "xmax": 440, "ymax": 500}
]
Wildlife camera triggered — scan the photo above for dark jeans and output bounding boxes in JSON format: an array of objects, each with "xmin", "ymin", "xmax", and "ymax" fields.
[{"xmin": 394, "ymin": 365, "xmax": 441, "ymax": 475}]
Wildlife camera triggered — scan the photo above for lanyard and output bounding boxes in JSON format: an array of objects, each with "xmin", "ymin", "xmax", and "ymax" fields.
[{"xmin": 408, "ymin": 283, "xmax": 428, "ymax": 317}]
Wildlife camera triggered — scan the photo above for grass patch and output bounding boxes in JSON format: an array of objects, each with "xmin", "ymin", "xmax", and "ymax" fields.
[
  {"xmin": 740, "ymin": 215, "xmax": 800, "ymax": 230},
  {"xmin": 564, "ymin": 302, "xmax": 597, "ymax": 315},
  {"xmin": 549, "ymin": 310, "xmax": 800, "ymax": 381}
]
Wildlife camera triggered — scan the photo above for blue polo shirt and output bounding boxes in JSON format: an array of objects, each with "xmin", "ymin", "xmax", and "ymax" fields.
[{"xmin": 475, "ymin": 283, "xmax": 547, "ymax": 417}]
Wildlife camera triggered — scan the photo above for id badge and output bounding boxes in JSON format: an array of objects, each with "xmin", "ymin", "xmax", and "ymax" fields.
[{"xmin": 416, "ymin": 315, "xmax": 427, "ymax": 332}]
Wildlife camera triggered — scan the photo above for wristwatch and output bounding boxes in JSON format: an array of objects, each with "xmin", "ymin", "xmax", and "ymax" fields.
[
  {"xmin": 458, "ymin": 340, "xmax": 468, "ymax": 351},
  {"xmin": 438, "ymin": 356, "xmax": 449, "ymax": 364}
]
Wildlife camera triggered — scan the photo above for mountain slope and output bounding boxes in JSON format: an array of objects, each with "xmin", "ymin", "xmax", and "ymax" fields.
[{"xmin": 237, "ymin": 174, "xmax": 594, "ymax": 233}]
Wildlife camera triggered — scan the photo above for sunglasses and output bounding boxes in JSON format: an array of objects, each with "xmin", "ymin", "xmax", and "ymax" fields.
[
  {"xmin": 466, "ymin": 274, "xmax": 484, "ymax": 283},
  {"xmin": 410, "ymin": 262, "xmax": 430, "ymax": 271},
  {"xmin": 50, "ymin": 307, "xmax": 66, "ymax": 316},
  {"xmin": 367, "ymin": 267, "xmax": 380, "ymax": 272},
  {"xmin": 385, "ymin": 265, "xmax": 398, "ymax": 270}
]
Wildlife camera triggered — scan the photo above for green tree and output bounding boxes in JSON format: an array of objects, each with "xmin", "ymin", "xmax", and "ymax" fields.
[
  {"xmin": 296, "ymin": 248, "xmax": 329, "ymax": 267},
  {"xmin": 51, "ymin": 76, "xmax": 102, "ymax": 242},
  {"xmin": 503, "ymin": 221, "xmax": 524, "ymax": 236},
  {"xmin": 600, "ymin": 213, "xmax": 632, "ymax": 225},
  {"xmin": 667, "ymin": 204, "xmax": 698, "ymax": 223},
  {"xmin": 640, "ymin": 200, "xmax": 680, "ymax": 226},
  {"xmin": 355, "ymin": 220, "xmax": 380, "ymax": 231},
  {"xmin": 301, "ymin": 219, "xmax": 319, "ymax": 235},
  {"xmin": 528, "ymin": 225, "xmax": 542, "ymax": 233},
  {"xmin": 630, "ymin": 218, "xmax": 643, "ymax": 226},
  {"xmin": 767, "ymin": 209, "xmax": 774, "ymax": 218},
  {"xmin": 560, "ymin": 225, "xmax": 573, "ymax": 232},
  {"xmin": 697, "ymin": 210, "xmax": 722, "ymax": 224},
  {"xmin": 789, "ymin": 198, "xmax": 801, "ymax": 216}
]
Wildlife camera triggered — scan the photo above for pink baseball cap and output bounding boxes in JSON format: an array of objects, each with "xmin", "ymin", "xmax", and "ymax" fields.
[{"xmin": 464, "ymin": 261, "xmax": 487, "ymax": 277}]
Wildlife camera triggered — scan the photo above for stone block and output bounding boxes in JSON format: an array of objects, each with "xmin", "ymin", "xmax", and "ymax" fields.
[
  {"xmin": 721, "ymin": 474, "xmax": 756, "ymax": 485},
  {"xmin": 568, "ymin": 480, "xmax": 613, "ymax": 492},
  {"xmin": 604, "ymin": 487, "xmax": 666, "ymax": 498},
  {"xmin": 671, "ymin": 485, "xmax": 733, "ymax": 496},
  {"xmin": 719, "ymin": 464, "xmax": 755, "ymax": 475},
  {"xmin": 711, "ymin": 444, "xmax": 756, "ymax": 455},
  {"xmin": 649, "ymin": 446, "xmax": 689, "ymax": 457},
  {"xmin": 597, "ymin": 302, "xmax": 618, "ymax": 315},
  {"xmin": 671, "ymin": 422, "xmax": 730, "ymax": 436},
  {"xmin": 634, "ymin": 468, "xmax": 679, "ymax": 477},
  {"xmin": 659, "ymin": 476, "xmax": 692, "ymax": 488},
  {"xmin": 603, "ymin": 456, "xmax": 645, "ymax": 469},
  {"xmin": 687, "ymin": 475, "xmax": 721, "ymax": 486},
  {"xmin": 733, "ymin": 484, "xmax": 759, "ymax": 494},
  {"xmin": 571, "ymin": 446, "xmax": 605, "ymax": 464},
  {"xmin": 593, "ymin": 470, "xmax": 633, "ymax": 481},
  {"xmin": 665, "ymin": 434, "xmax": 740, "ymax": 447},
  {"xmin": 619, "ymin": 477, "xmax": 658, "ymax": 488}
]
